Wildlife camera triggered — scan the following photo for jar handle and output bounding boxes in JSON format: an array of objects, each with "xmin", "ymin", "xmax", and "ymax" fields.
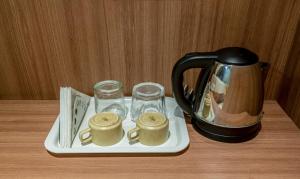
[
  {"xmin": 79, "ymin": 128, "xmax": 92, "ymax": 144},
  {"xmin": 127, "ymin": 127, "xmax": 140, "ymax": 142}
]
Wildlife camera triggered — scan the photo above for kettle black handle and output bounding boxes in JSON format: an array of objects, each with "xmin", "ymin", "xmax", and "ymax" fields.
[{"xmin": 171, "ymin": 52, "xmax": 217, "ymax": 114}]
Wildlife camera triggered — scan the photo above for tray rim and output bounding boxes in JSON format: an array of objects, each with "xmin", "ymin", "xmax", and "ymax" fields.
[{"xmin": 44, "ymin": 97, "xmax": 190, "ymax": 154}]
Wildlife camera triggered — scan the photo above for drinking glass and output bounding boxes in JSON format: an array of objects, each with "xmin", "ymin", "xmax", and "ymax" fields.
[
  {"xmin": 94, "ymin": 80, "xmax": 127, "ymax": 120},
  {"xmin": 131, "ymin": 82, "xmax": 167, "ymax": 122}
]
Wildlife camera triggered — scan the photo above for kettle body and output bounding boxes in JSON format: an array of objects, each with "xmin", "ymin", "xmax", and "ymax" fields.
[{"xmin": 172, "ymin": 47, "xmax": 265, "ymax": 142}]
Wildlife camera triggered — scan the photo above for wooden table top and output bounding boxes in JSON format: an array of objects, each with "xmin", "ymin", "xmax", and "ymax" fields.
[{"xmin": 0, "ymin": 100, "xmax": 300, "ymax": 178}]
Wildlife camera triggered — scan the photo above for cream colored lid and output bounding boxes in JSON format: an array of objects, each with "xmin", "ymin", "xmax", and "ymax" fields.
[
  {"xmin": 89, "ymin": 112, "xmax": 120, "ymax": 129},
  {"xmin": 138, "ymin": 112, "xmax": 167, "ymax": 127}
]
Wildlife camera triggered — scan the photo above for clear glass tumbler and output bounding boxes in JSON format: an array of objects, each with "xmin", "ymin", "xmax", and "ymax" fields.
[
  {"xmin": 94, "ymin": 80, "xmax": 127, "ymax": 120},
  {"xmin": 131, "ymin": 82, "xmax": 167, "ymax": 122}
]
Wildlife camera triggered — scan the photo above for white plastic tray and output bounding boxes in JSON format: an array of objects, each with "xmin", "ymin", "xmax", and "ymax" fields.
[{"xmin": 44, "ymin": 97, "xmax": 190, "ymax": 154}]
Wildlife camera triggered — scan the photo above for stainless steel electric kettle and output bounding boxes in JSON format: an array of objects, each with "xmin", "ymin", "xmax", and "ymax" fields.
[{"xmin": 172, "ymin": 47, "xmax": 266, "ymax": 142}]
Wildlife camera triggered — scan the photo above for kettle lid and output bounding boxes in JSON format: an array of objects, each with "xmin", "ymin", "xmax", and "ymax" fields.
[{"xmin": 216, "ymin": 47, "xmax": 258, "ymax": 66}]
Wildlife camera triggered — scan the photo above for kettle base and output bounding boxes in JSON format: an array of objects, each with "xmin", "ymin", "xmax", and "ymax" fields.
[{"xmin": 192, "ymin": 118, "xmax": 261, "ymax": 143}]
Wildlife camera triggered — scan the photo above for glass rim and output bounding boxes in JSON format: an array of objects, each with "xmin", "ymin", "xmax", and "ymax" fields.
[
  {"xmin": 132, "ymin": 82, "xmax": 165, "ymax": 99},
  {"xmin": 94, "ymin": 80, "xmax": 123, "ymax": 94}
]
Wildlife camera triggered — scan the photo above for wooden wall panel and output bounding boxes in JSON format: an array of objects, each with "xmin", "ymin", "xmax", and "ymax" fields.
[
  {"xmin": 278, "ymin": 22, "xmax": 300, "ymax": 128},
  {"xmin": 0, "ymin": 0, "xmax": 299, "ymax": 99}
]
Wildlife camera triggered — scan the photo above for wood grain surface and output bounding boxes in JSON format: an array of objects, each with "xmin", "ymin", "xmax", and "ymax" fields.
[
  {"xmin": 278, "ymin": 22, "xmax": 300, "ymax": 129},
  {"xmin": 0, "ymin": 100, "xmax": 300, "ymax": 178},
  {"xmin": 0, "ymin": 0, "xmax": 300, "ymax": 100}
]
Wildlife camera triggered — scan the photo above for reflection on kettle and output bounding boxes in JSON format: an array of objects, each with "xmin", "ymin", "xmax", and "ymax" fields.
[
  {"xmin": 197, "ymin": 62, "xmax": 263, "ymax": 128},
  {"xmin": 172, "ymin": 47, "xmax": 267, "ymax": 142}
]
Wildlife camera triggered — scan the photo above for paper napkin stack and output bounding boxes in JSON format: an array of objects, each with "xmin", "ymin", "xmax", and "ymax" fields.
[{"xmin": 59, "ymin": 87, "xmax": 90, "ymax": 148}]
